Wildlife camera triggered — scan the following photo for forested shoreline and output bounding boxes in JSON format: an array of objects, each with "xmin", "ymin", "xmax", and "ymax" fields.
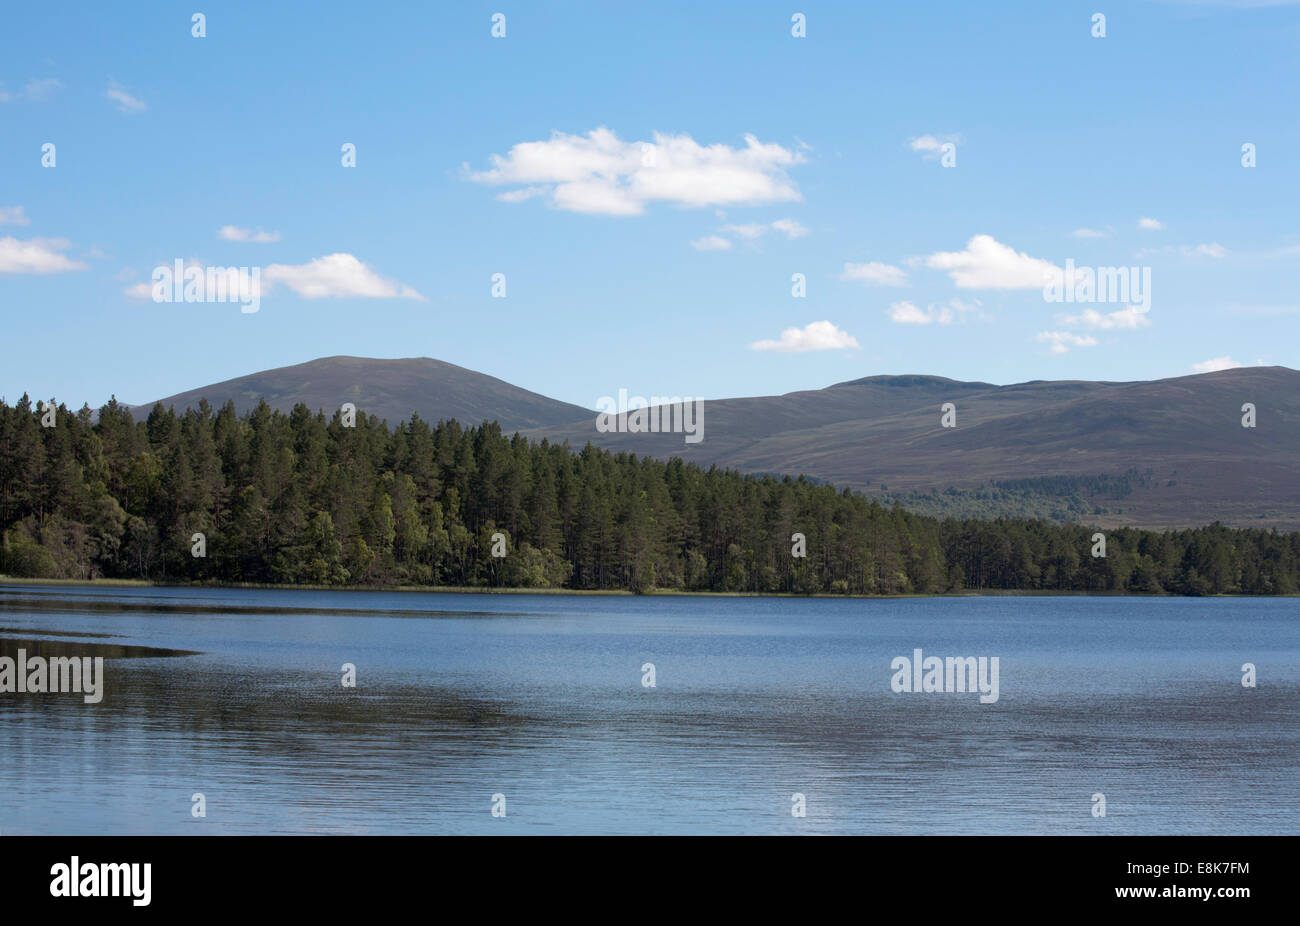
[{"xmin": 1, "ymin": 395, "xmax": 1297, "ymax": 595}]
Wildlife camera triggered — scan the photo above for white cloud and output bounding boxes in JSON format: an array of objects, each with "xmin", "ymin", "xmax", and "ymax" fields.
[
  {"xmin": 1071, "ymin": 228, "xmax": 1106, "ymax": 239},
  {"xmin": 264, "ymin": 253, "xmax": 423, "ymax": 300},
  {"xmin": 124, "ymin": 254, "xmax": 422, "ymax": 301},
  {"xmin": 750, "ymin": 320, "xmax": 859, "ymax": 352},
  {"xmin": 1135, "ymin": 242, "xmax": 1227, "ymax": 259},
  {"xmin": 1058, "ymin": 306, "xmax": 1152, "ymax": 330},
  {"xmin": 218, "ymin": 225, "xmax": 282, "ymax": 243},
  {"xmin": 886, "ymin": 298, "xmax": 985, "ymax": 326},
  {"xmin": 0, "ymin": 78, "xmax": 62, "ymax": 103},
  {"xmin": 0, "ymin": 237, "xmax": 89, "ymax": 274},
  {"xmin": 1137, "ymin": 216, "xmax": 1164, "ymax": 231},
  {"xmin": 690, "ymin": 235, "xmax": 732, "ymax": 251},
  {"xmin": 888, "ymin": 301, "xmax": 941, "ymax": 325},
  {"xmin": 769, "ymin": 218, "xmax": 809, "ymax": 239},
  {"xmin": 496, "ymin": 186, "xmax": 548, "ymax": 203},
  {"xmin": 468, "ymin": 128, "xmax": 806, "ymax": 216},
  {"xmin": 716, "ymin": 218, "xmax": 808, "ymax": 242},
  {"xmin": 925, "ymin": 234, "xmax": 1066, "ymax": 289},
  {"xmin": 841, "ymin": 261, "xmax": 908, "ymax": 287},
  {"xmin": 909, "ymin": 134, "xmax": 961, "ymax": 161},
  {"xmin": 1037, "ymin": 331, "xmax": 1098, "ymax": 354},
  {"xmin": 0, "ymin": 206, "xmax": 30, "ymax": 226},
  {"xmin": 1192, "ymin": 355, "xmax": 1245, "ymax": 373},
  {"xmin": 24, "ymin": 78, "xmax": 61, "ymax": 101},
  {"xmin": 106, "ymin": 80, "xmax": 146, "ymax": 113},
  {"xmin": 720, "ymin": 222, "xmax": 767, "ymax": 239}
]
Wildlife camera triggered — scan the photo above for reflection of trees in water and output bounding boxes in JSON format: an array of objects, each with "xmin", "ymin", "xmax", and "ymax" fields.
[
  {"xmin": 0, "ymin": 594, "xmax": 540, "ymax": 772},
  {"xmin": 5, "ymin": 650, "xmax": 537, "ymax": 772},
  {"xmin": 0, "ymin": 636, "xmax": 199, "ymax": 660}
]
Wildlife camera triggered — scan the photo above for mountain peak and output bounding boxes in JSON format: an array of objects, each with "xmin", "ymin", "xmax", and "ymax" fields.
[
  {"xmin": 132, "ymin": 355, "xmax": 593, "ymax": 431},
  {"xmin": 832, "ymin": 374, "xmax": 995, "ymax": 390}
]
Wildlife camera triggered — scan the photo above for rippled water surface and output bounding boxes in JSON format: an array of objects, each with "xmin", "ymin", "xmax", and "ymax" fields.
[{"xmin": 0, "ymin": 585, "xmax": 1295, "ymax": 834}]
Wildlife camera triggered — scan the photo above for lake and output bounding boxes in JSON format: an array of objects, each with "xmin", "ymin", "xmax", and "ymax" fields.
[{"xmin": 0, "ymin": 585, "xmax": 1295, "ymax": 835}]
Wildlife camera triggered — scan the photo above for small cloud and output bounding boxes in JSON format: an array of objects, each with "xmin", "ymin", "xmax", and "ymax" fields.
[
  {"xmin": 841, "ymin": 261, "xmax": 908, "ymax": 287},
  {"xmin": 496, "ymin": 186, "xmax": 548, "ymax": 203},
  {"xmin": 717, "ymin": 218, "xmax": 809, "ymax": 242},
  {"xmin": 750, "ymin": 320, "xmax": 859, "ymax": 352},
  {"xmin": 1137, "ymin": 216, "xmax": 1164, "ymax": 231},
  {"xmin": 0, "ymin": 77, "xmax": 62, "ymax": 103},
  {"xmin": 888, "ymin": 301, "xmax": 938, "ymax": 325},
  {"xmin": 124, "ymin": 254, "xmax": 421, "ymax": 302},
  {"xmin": 1192, "ymin": 355, "xmax": 1244, "ymax": 373},
  {"xmin": 690, "ymin": 235, "xmax": 732, "ymax": 251},
  {"xmin": 264, "ymin": 253, "xmax": 423, "ymax": 300},
  {"xmin": 1058, "ymin": 306, "xmax": 1152, "ymax": 330},
  {"xmin": 769, "ymin": 218, "xmax": 809, "ymax": 239},
  {"xmin": 105, "ymin": 79, "xmax": 146, "ymax": 114},
  {"xmin": 886, "ymin": 298, "xmax": 984, "ymax": 326},
  {"xmin": 909, "ymin": 134, "xmax": 961, "ymax": 161},
  {"xmin": 1134, "ymin": 242, "xmax": 1227, "ymax": 259},
  {"xmin": 0, "ymin": 236, "xmax": 89, "ymax": 274},
  {"xmin": 0, "ymin": 206, "xmax": 30, "ymax": 226},
  {"xmin": 218, "ymin": 225, "xmax": 282, "ymax": 243},
  {"xmin": 21, "ymin": 77, "xmax": 62, "ymax": 102},
  {"xmin": 1071, "ymin": 228, "xmax": 1106, "ymax": 239},
  {"xmin": 719, "ymin": 223, "xmax": 766, "ymax": 240},
  {"xmin": 123, "ymin": 279, "xmax": 155, "ymax": 299},
  {"xmin": 925, "ymin": 234, "xmax": 1066, "ymax": 290},
  {"xmin": 1037, "ymin": 331, "xmax": 1098, "ymax": 354}
]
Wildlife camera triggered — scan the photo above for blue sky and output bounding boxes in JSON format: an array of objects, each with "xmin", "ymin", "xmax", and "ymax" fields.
[{"xmin": 2, "ymin": 0, "xmax": 1298, "ymax": 411}]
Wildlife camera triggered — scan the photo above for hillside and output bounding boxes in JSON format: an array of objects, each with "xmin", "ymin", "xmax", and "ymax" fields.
[
  {"xmin": 131, "ymin": 356, "xmax": 593, "ymax": 432},
  {"xmin": 134, "ymin": 358, "xmax": 1300, "ymax": 529},
  {"xmin": 523, "ymin": 366, "xmax": 1300, "ymax": 529}
]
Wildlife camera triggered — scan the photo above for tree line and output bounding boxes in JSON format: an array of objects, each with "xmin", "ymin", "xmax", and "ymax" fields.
[{"xmin": 1, "ymin": 395, "xmax": 1297, "ymax": 595}]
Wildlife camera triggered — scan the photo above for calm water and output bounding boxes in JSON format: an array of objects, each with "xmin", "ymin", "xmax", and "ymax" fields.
[{"xmin": 0, "ymin": 585, "xmax": 1296, "ymax": 835}]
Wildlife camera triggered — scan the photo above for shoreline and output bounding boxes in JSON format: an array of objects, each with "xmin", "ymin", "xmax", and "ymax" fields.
[{"xmin": 1, "ymin": 575, "xmax": 1293, "ymax": 599}]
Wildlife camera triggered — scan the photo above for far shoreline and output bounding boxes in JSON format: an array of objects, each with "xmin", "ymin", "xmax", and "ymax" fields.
[{"xmin": 2, "ymin": 575, "xmax": 1294, "ymax": 600}]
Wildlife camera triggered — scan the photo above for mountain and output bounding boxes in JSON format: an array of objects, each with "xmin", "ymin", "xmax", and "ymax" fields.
[
  {"xmin": 135, "ymin": 358, "xmax": 1300, "ymax": 529},
  {"xmin": 522, "ymin": 366, "xmax": 1300, "ymax": 529},
  {"xmin": 131, "ymin": 356, "xmax": 593, "ymax": 432}
]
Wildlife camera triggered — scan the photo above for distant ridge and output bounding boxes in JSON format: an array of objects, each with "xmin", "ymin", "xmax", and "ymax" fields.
[
  {"xmin": 524, "ymin": 366, "xmax": 1300, "ymax": 529},
  {"xmin": 132, "ymin": 356, "xmax": 594, "ymax": 432},
  {"xmin": 135, "ymin": 358, "xmax": 1300, "ymax": 529}
]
